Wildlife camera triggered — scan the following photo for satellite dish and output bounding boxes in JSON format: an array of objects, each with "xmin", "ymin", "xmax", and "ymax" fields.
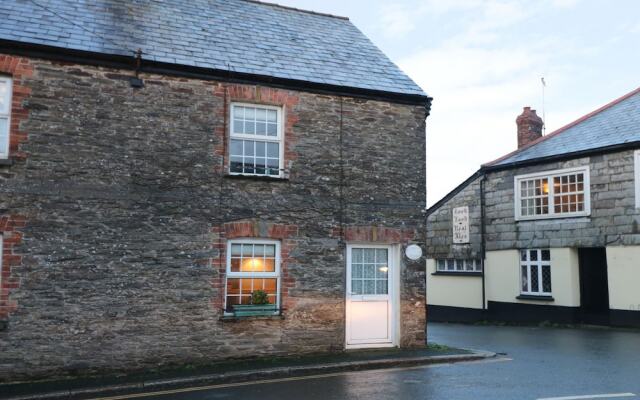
[{"xmin": 405, "ymin": 244, "xmax": 422, "ymax": 261}]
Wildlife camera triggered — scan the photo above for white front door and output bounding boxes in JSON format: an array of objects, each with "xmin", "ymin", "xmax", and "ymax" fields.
[{"xmin": 345, "ymin": 245, "xmax": 395, "ymax": 348}]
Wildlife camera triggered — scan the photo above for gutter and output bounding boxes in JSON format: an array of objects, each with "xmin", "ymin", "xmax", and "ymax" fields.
[{"xmin": 0, "ymin": 39, "xmax": 431, "ymax": 107}]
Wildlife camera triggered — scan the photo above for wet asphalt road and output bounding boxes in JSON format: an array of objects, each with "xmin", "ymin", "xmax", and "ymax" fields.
[{"xmin": 120, "ymin": 323, "xmax": 640, "ymax": 400}]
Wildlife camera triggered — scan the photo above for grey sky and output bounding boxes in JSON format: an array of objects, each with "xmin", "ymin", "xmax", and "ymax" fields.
[{"xmin": 274, "ymin": 0, "xmax": 640, "ymax": 206}]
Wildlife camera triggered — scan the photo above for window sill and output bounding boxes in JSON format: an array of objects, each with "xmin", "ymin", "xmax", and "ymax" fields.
[
  {"xmin": 220, "ymin": 314, "xmax": 284, "ymax": 322},
  {"xmin": 0, "ymin": 158, "xmax": 14, "ymax": 166},
  {"xmin": 516, "ymin": 294, "xmax": 555, "ymax": 302},
  {"xmin": 431, "ymin": 271, "xmax": 482, "ymax": 277},
  {"xmin": 225, "ymin": 174, "xmax": 288, "ymax": 182},
  {"xmin": 516, "ymin": 215, "xmax": 591, "ymax": 223}
]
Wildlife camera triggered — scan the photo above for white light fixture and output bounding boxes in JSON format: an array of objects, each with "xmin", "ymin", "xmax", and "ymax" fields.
[{"xmin": 405, "ymin": 244, "xmax": 422, "ymax": 260}]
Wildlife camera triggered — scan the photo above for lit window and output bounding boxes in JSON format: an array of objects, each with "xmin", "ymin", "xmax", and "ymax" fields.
[
  {"xmin": 436, "ymin": 259, "xmax": 482, "ymax": 273},
  {"xmin": 225, "ymin": 240, "xmax": 280, "ymax": 315},
  {"xmin": 229, "ymin": 103, "xmax": 283, "ymax": 177},
  {"xmin": 0, "ymin": 77, "xmax": 12, "ymax": 159},
  {"xmin": 515, "ymin": 167, "xmax": 590, "ymax": 220},
  {"xmin": 520, "ymin": 249, "xmax": 551, "ymax": 296}
]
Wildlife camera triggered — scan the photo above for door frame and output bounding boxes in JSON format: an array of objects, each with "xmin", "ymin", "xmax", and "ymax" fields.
[
  {"xmin": 578, "ymin": 247, "xmax": 610, "ymax": 325},
  {"xmin": 345, "ymin": 243, "xmax": 400, "ymax": 349}
]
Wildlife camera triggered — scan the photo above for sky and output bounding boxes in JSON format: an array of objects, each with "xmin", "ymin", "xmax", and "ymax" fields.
[{"xmin": 274, "ymin": 0, "xmax": 640, "ymax": 206}]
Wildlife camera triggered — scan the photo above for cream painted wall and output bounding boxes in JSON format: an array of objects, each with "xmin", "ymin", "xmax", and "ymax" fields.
[
  {"xmin": 426, "ymin": 259, "xmax": 483, "ymax": 309},
  {"xmin": 607, "ymin": 246, "xmax": 640, "ymax": 311},
  {"xmin": 484, "ymin": 248, "xmax": 580, "ymax": 307}
]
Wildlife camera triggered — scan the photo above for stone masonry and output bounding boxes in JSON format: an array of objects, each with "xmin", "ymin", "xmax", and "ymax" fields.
[
  {"xmin": 427, "ymin": 150, "xmax": 640, "ymax": 257},
  {"xmin": 0, "ymin": 55, "xmax": 428, "ymax": 381}
]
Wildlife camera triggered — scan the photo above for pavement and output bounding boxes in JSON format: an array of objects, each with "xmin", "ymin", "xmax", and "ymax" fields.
[
  {"xmin": 0, "ymin": 344, "xmax": 491, "ymax": 400},
  {"xmin": 4, "ymin": 322, "xmax": 640, "ymax": 400}
]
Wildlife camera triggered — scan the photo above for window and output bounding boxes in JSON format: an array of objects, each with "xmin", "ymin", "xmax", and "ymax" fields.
[
  {"xmin": 514, "ymin": 167, "xmax": 590, "ymax": 220},
  {"xmin": 635, "ymin": 150, "xmax": 640, "ymax": 209},
  {"xmin": 436, "ymin": 258, "xmax": 482, "ymax": 273},
  {"xmin": 229, "ymin": 103, "xmax": 283, "ymax": 177},
  {"xmin": 225, "ymin": 239, "xmax": 280, "ymax": 314},
  {"xmin": 350, "ymin": 248, "xmax": 389, "ymax": 295},
  {"xmin": 0, "ymin": 77, "xmax": 12, "ymax": 159},
  {"xmin": 520, "ymin": 249, "xmax": 551, "ymax": 296}
]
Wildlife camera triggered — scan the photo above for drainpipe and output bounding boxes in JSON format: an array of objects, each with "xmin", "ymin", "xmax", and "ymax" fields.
[{"xmin": 480, "ymin": 172, "xmax": 487, "ymax": 313}]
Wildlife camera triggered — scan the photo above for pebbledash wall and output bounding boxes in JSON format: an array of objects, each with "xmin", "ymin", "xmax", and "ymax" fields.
[
  {"xmin": 426, "ymin": 150, "xmax": 640, "ymax": 326},
  {"xmin": 0, "ymin": 54, "xmax": 428, "ymax": 381}
]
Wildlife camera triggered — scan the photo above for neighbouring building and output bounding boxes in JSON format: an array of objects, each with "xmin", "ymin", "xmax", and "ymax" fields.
[
  {"xmin": 0, "ymin": 0, "xmax": 431, "ymax": 382},
  {"xmin": 426, "ymin": 87, "xmax": 640, "ymax": 327}
]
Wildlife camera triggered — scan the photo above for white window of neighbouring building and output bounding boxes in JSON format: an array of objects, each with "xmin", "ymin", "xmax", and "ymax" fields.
[
  {"xmin": 225, "ymin": 239, "xmax": 280, "ymax": 315},
  {"xmin": 514, "ymin": 167, "xmax": 590, "ymax": 220},
  {"xmin": 229, "ymin": 103, "xmax": 283, "ymax": 177},
  {"xmin": 635, "ymin": 150, "xmax": 640, "ymax": 208},
  {"xmin": 520, "ymin": 249, "xmax": 551, "ymax": 296},
  {"xmin": 0, "ymin": 77, "xmax": 13, "ymax": 159},
  {"xmin": 436, "ymin": 258, "xmax": 482, "ymax": 273}
]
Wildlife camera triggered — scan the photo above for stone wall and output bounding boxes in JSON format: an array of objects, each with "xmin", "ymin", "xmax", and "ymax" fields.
[
  {"xmin": 426, "ymin": 149, "xmax": 640, "ymax": 258},
  {"xmin": 484, "ymin": 152, "xmax": 639, "ymax": 250},
  {"xmin": 426, "ymin": 176, "xmax": 482, "ymax": 259},
  {"xmin": 0, "ymin": 55, "xmax": 428, "ymax": 381}
]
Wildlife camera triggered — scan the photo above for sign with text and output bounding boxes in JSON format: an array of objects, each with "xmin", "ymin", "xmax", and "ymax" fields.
[{"xmin": 452, "ymin": 206, "xmax": 470, "ymax": 244}]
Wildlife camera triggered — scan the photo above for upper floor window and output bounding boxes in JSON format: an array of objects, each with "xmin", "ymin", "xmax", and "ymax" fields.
[
  {"xmin": 0, "ymin": 77, "xmax": 13, "ymax": 159},
  {"xmin": 520, "ymin": 249, "xmax": 551, "ymax": 296},
  {"xmin": 635, "ymin": 150, "xmax": 640, "ymax": 209},
  {"xmin": 514, "ymin": 167, "xmax": 590, "ymax": 220},
  {"xmin": 229, "ymin": 103, "xmax": 283, "ymax": 177}
]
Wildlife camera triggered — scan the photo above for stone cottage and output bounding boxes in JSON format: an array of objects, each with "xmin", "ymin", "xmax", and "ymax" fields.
[
  {"xmin": 0, "ymin": 0, "xmax": 431, "ymax": 381},
  {"xmin": 426, "ymin": 87, "xmax": 640, "ymax": 327}
]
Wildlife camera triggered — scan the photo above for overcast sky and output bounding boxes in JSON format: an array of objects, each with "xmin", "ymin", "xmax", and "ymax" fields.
[{"xmin": 275, "ymin": 0, "xmax": 640, "ymax": 206}]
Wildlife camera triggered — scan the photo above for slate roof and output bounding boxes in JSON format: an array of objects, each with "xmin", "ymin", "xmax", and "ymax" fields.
[
  {"xmin": 486, "ymin": 86, "xmax": 640, "ymax": 167},
  {"xmin": 0, "ymin": 0, "xmax": 426, "ymax": 98}
]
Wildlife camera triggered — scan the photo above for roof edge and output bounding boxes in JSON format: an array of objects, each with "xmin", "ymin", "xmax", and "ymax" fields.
[
  {"xmin": 0, "ymin": 39, "xmax": 431, "ymax": 106},
  {"xmin": 244, "ymin": 0, "xmax": 349, "ymax": 20},
  {"xmin": 481, "ymin": 140, "xmax": 640, "ymax": 173},
  {"xmin": 426, "ymin": 170, "xmax": 483, "ymax": 216},
  {"xmin": 483, "ymin": 85, "xmax": 640, "ymax": 167}
]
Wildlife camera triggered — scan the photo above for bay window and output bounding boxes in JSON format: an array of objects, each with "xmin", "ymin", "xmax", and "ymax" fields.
[
  {"xmin": 229, "ymin": 103, "xmax": 283, "ymax": 177},
  {"xmin": 515, "ymin": 167, "xmax": 590, "ymax": 220}
]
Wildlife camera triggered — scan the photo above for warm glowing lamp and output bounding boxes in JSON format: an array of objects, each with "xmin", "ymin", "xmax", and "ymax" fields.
[{"xmin": 241, "ymin": 258, "xmax": 264, "ymax": 272}]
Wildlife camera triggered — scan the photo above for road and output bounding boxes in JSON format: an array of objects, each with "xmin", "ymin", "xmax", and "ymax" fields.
[{"xmin": 90, "ymin": 323, "xmax": 640, "ymax": 400}]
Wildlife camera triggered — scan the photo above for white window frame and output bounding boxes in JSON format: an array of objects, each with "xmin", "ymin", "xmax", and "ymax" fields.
[
  {"xmin": 514, "ymin": 166, "xmax": 591, "ymax": 221},
  {"xmin": 224, "ymin": 238, "xmax": 281, "ymax": 316},
  {"xmin": 520, "ymin": 249, "xmax": 552, "ymax": 296},
  {"xmin": 436, "ymin": 258, "xmax": 482, "ymax": 273},
  {"xmin": 635, "ymin": 150, "xmax": 640, "ymax": 209},
  {"xmin": 229, "ymin": 102, "xmax": 284, "ymax": 178},
  {"xmin": 0, "ymin": 77, "xmax": 13, "ymax": 160}
]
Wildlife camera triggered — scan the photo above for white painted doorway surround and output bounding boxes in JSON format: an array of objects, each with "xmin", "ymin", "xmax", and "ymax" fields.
[{"xmin": 345, "ymin": 244, "xmax": 399, "ymax": 349}]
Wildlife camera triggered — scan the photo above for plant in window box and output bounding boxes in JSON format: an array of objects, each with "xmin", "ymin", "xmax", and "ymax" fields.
[{"xmin": 232, "ymin": 290, "xmax": 277, "ymax": 317}]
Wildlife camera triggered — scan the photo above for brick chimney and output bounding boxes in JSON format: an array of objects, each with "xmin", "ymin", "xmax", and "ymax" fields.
[{"xmin": 516, "ymin": 107, "xmax": 543, "ymax": 148}]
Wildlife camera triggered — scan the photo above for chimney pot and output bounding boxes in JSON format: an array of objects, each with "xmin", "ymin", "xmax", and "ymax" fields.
[{"xmin": 516, "ymin": 106, "xmax": 543, "ymax": 149}]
